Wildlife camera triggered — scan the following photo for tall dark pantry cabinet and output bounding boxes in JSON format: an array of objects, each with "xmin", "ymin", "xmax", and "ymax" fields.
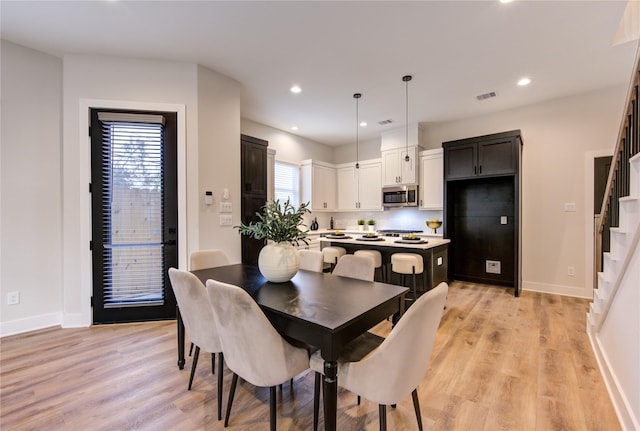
[
  {"xmin": 443, "ymin": 130, "xmax": 523, "ymax": 296},
  {"xmin": 240, "ymin": 134, "xmax": 268, "ymax": 265}
]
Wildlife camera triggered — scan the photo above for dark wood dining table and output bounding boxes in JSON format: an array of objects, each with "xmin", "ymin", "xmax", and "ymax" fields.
[{"xmin": 180, "ymin": 263, "xmax": 408, "ymax": 431}]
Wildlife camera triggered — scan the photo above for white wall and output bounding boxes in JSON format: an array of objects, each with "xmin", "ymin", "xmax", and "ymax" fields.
[
  {"xmin": 196, "ymin": 65, "xmax": 242, "ymax": 258},
  {"xmin": 0, "ymin": 42, "xmax": 241, "ymax": 334},
  {"xmin": 241, "ymin": 119, "xmax": 333, "ymax": 164},
  {"xmin": 422, "ymin": 85, "xmax": 626, "ymax": 298},
  {"xmin": 0, "ymin": 41, "xmax": 63, "ymax": 334}
]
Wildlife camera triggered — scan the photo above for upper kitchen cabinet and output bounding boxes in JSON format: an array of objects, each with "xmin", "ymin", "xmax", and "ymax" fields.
[
  {"xmin": 381, "ymin": 147, "xmax": 419, "ymax": 186},
  {"xmin": 301, "ymin": 159, "xmax": 336, "ymax": 211},
  {"xmin": 380, "ymin": 125, "xmax": 425, "ymax": 186},
  {"xmin": 336, "ymin": 159, "xmax": 382, "ymax": 211},
  {"xmin": 240, "ymin": 135, "xmax": 268, "ymax": 265},
  {"xmin": 419, "ymin": 148, "xmax": 443, "ymax": 210},
  {"xmin": 443, "ymin": 130, "xmax": 522, "ymax": 180}
]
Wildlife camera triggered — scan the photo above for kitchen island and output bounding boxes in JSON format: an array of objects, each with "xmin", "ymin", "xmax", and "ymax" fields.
[{"xmin": 320, "ymin": 235, "xmax": 450, "ymax": 293}]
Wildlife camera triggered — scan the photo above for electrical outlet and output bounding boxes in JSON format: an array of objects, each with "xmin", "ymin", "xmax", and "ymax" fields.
[
  {"xmin": 486, "ymin": 260, "xmax": 501, "ymax": 274},
  {"xmin": 568, "ymin": 266, "xmax": 575, "ymax": 276},
  {"xmin": 7, "ymin": 291, "xmax": 20, "ymax": 305}
]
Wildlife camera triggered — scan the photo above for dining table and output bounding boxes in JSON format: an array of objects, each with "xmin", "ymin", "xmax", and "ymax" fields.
[{"xmin": 180, "ymin": 263, "xmax": 408, "ymax": 431}]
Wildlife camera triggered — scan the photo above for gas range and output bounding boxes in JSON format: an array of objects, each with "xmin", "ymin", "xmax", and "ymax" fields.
[{"xmin": 376, "ymin": 229, "xmax": 423, "ymax": 237}]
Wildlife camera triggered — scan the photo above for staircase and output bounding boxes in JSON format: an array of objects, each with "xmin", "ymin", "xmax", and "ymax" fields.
[
  {"xmin": 586, "ymin": 43, "xmax": 640, "ymax": 431},
  {"xmin": 588, "ymin": 154, "xmax": 640, "ymax": 328}
]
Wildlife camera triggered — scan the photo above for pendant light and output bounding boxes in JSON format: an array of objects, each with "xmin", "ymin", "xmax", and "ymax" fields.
[
  {"xmin": 403, "ymin": 75, "xmax": 412, "ymax": 162},
  {"xmin": 354, "ymin": 93, "xmax": 362, "ymax": 169}
]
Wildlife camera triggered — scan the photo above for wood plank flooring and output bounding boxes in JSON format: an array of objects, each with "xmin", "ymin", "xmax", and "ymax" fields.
[{"xmin": 0, "ymin": 282, "xmax": 620, "ymax": 430}]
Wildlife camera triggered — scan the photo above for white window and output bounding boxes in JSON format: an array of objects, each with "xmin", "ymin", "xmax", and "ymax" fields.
[{"xmin": 274, "ymin": 161, "xmax": 300, "ymax": 207}]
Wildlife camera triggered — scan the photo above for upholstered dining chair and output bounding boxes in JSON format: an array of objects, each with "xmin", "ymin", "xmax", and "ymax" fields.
[
  {"xmin": 205, "ymin": 279, "xmax": 310, "ymax": 431},
  {"xmin": 299, "ymin": 249, "xmax": 324, "ymax": 272},
  {"xmin": 311, "ymin": 282, "xmax": 448, "ymax": 431},
  {"xmin": 189, "ymin": 249, "xmax": 230, "ymax": 271},
  {"xmin": 331, "ymin": 254, "xmax": 375, "ymax": 282},
  {"xmin": 187, "ymin": 249, "xmax": 230, "ymax": 357},
  {"xmin": 167, "ymin": 268, "xmax": 224, "ymax": 421}
]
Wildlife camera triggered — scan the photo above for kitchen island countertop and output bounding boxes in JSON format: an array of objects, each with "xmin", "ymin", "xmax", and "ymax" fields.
[{"xmin": 320, "ymin": 235, "xmax": 449, "ymax": 250}]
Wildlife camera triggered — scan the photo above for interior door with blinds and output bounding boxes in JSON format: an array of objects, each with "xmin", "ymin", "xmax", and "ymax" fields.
[{"xmin": 90, "ymin": 109, "xmax": 178, "ymax": 324}]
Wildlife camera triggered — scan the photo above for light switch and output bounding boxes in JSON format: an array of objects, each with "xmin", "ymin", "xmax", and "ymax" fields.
[
  {"xmin": 564, "ymin": 203, "xmax": 576, "ymax": 212},
  {"xmin": 220, "ymin": 202, "xmax": 232, "ymax": 213},
  {"xmin": 500, "ymin": 216, "xmax": 507, "ymax": 225},
  {"xmin": 219, "ymin": 214, "xmax": 233, "ymax": 226}
]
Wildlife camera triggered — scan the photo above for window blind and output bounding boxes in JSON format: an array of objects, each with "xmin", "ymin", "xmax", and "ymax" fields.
[
  {"xmin": 274, "ymin": 161, "xmax": 300, "ymax": 207},
  {"xmin": 100, "ymin": 115, "xmax": 166, "ymax": 307}
]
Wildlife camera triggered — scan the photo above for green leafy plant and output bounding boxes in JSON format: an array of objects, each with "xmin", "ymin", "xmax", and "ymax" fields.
[
  {"xmin": 367, "ymin": 219, "xmax": 376, "ymax": 225},
  {"xmin": 357, "ymin": 219, "xmax": 365, "ymax": 225},
  {"xmin": 236, "ymin": 198, "xmax": 311, "ymax": 246}
]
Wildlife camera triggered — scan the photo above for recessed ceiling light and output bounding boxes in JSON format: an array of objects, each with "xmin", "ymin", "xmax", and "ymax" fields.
[
  {"xmin": 290, "ymin": 85, "xmax": 302, "ymax": 94},
  {"xmin": 360, "ymin": 121, "xmax": 368, "ymax": 127},
  {"xmin": 518, "ymin": 77, "xmax": 531, "ymax": 86},
  {"xmin": 500, "ymin": 0, "xmax": 513, "ymax": 3},
  {"xmin": 290, "ymin": 126, "xmax": 299, "ymax": 131}
]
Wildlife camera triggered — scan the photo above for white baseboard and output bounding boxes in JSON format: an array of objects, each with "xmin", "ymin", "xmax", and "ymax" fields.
[
  {"xmin": 62, "ymin": 312, "xmax": 91, "ymax": 328},
  {"xmin": 0, "ymin": 312, "xmax": 62, "ymax": 337},
  {"xmin": 588, "ymin": 327, "xmax": 639, "ymax": 431},
  {"xmin": 522, "ymin": 280, "xmax": 592, "ymax": 299}
]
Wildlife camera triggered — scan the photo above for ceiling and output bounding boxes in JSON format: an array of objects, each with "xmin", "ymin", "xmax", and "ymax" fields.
[{"xmin": 1, "ymin": 1, "xmax": 638, "ymax": 146}]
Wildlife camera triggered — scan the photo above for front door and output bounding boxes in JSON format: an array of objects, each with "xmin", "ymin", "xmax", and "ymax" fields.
[{"xmin": 90, "ymin": 109, "xmax": 178, "ymax": 324}]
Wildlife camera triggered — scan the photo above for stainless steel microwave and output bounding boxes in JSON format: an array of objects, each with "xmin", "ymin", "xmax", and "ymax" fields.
[{"xmin": 382, "ymin": 185, "xmax": 418, "ymax": 208}]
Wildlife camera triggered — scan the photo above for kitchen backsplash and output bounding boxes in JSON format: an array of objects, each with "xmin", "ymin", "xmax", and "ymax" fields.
[{"xmin": 303, "ymin": 208, "xmax": 444, "ymax": 234}]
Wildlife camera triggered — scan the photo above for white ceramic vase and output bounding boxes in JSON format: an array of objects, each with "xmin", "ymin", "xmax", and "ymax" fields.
[
  {"xmin": 368, "ymin": 225, "xmax": 375, "ymax": 232},
  {"xmin": 258, "ymin": 241, "xmax": 300, "ymax": 283}
]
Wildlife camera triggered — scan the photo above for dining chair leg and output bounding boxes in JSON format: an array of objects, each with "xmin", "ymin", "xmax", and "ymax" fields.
[
  {"xmin": 411, "ymin": 389, "xmax": 424, "ymax": 431},
  {"xmin": 189, "ymin": 342, "xmax": 194, "ymax": 356},
  {"xmin": 313, "ymin": 372, "xmax": 321, "ymax": 431},
  {"xmin": 224, "ymin": 373, "xmax": 239, "ymax": 427},
  {"xmin": 379, "ymin": 404, "xmax": 387, "ymax": 431},
  {"xmin": 357, "ymin": 395, "xmax": 361, "ymax": 405},
  {"xmin": 412, "ymin": 267, "xmax": 418, "ymax": 300},
  {"xmin": 217, "ymin": 352, "xmax": 224, "ymax": 421},
  {"xmin": 188, "ymin": 346, "xmax": 200, "ymax": 390},
  {"xmin": 270, "ymin": 386, "xmax": 277, "ymax": 431},
  {"xmin": 211, "ymin": 352, "xmax": 216, "ymax": 374}
]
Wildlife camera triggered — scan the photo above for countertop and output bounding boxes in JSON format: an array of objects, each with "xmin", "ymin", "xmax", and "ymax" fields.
[{"xmin": 320, "ymin": 234, "xmax": 450, "ymax": 250}]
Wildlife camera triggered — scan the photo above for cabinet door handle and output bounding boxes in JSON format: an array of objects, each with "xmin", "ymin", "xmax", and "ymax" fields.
[
  {"xmin": 479, "ymin": 165, "xmax": 482, "ymax": 174},
  {"xmin": 474, "ymin": 166, "xmax": 477, "ymax": 175}
]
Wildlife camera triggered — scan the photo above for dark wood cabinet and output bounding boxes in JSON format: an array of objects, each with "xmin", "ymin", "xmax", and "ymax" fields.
[
  {"xmin": 443, "ymin": 130, "xmax": 522, "ymax": 296},
  {"xmin": 444, "ymin": 131, "xmax": 519, "ymax": 180},
  {"xmin": 240, "ymin": 134, "xmax": 268, "ymax": 265}
]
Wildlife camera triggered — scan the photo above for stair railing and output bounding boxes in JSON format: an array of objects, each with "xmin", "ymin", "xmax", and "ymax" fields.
[
  {"xmin": 596, "ymin": 46, "xmax": 640, "ymax": 270},
  {"xmin": 594, "ymin": 43, "xmax": 640, "ymax": 328}
]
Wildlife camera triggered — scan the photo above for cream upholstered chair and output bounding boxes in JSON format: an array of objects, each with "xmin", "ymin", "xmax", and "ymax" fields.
[
  {"xmin": 187, "ymin": 249, "xmax": 230, "ymax": 356},
  {"xmin": 311, "ymin": 282, "xmax": 448, "ymax": 431},
  {"xmin": 322, "ymin": 246, "xmax": 346, "ymax": 271},
  {"xmin": 391, "ymin": 253, "xmax": 424, "ymax": 301},
  {"xmin": 189, "ymin": 249, "xmax": 230, "ymax": 271},
  {"xmin": 354, "ymin": 249, "xmax": 384, "ymax": 281},
  {"xmin": 299, "ymin": 249, "xmax": 324, "ymax": 272},
  {"xmin": 205, "ymin": 279, "xmax": 310, "ymax": 431},
  {"xmin": 332, "ymin": 254, "xmax": 375, "ymax": 282},
  {"xmin": 167, "ymin": 268, "xmax": 225, "ymax": 421}
]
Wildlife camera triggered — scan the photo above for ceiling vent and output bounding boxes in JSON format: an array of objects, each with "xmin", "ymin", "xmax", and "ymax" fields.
[
  {"xmin": 477, "ymin": 91, "xmax": 497, "ymax": 101},
  {"xmin": 377, "ymin": 119, "xmax": 394, "ymax": 125}
]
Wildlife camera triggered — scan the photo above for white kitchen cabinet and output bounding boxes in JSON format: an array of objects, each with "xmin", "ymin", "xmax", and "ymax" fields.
[
  {"xmin": 419, "ymin": 148, "xmax": 443, "ymax": 210},
  {"xmin": 337, "ymin": 160, "xmax": 382, "ymax": 210},
  {"xmin": 301, "ymin": 160, "xmax": 336, "ymax": 211},
  {"xmin": 381, "ymin": 147, "xmax": 419, "ymax": 186}
]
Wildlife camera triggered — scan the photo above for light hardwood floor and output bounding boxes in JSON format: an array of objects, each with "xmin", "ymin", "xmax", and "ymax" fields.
[{"xmin": 0, "ymin": 282, "xmax": 620, "ymax": 430}]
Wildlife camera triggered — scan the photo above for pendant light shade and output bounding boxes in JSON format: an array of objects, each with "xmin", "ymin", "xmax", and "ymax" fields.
[
  {"xmin": 403, "ymin": 75, "xmax": 412, "ymax": 162},
  {"xmin": 354, "ymin": 93, "xmax": 362, "ymax": 169}
]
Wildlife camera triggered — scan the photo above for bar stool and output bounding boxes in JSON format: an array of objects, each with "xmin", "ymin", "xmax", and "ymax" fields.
[
  {"xmin": 322, "ymin": 246, "xmax": 346, "ymax": 272},
  {"xmin": 354, "ymin": 249, "xmax": 384, "ymax": 282},
  {"xmin": 390, "ymin": 253, "xmax": 424, "ymax": 301}
]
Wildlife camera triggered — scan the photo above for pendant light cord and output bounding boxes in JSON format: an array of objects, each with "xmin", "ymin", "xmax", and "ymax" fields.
[
  {"xmin": 403, "ymin": 75, "xmax": 412, "ymax": 162},
  {"xmin": 354, "ymin": 93, "xmax": 361, "ymax": 169}
]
